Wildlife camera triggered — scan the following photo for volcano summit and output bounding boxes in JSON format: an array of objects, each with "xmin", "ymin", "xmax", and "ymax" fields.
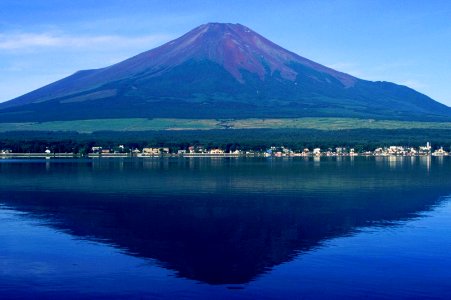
[{"xmin": 1, "ymin": 23, "xmax": 450, "ymax": 122}]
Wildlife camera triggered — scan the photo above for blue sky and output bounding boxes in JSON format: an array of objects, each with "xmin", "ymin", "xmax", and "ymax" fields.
[{"xmin": 1, "ymin": 0, "xmax": 451, "ymax": 105}]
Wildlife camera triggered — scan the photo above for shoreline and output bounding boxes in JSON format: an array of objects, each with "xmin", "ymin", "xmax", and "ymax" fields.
[{"xmin": 0, "ymin": 153, "xmax": 447, "ymax": 159}]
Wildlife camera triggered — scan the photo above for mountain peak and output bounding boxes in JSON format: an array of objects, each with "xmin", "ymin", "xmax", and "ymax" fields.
[
  {"xmin": 143, "ymin": 22, "xmax": 310, "ymax": 83},
  {"xmin": 1, "ymin": 23, "xmax": 449, "ymax": 122},
  {"xmin": 201, "ymin": 22, "xmax": 245, "ymax": 28},
  {"xmin": 165, "ymin": 22, "xmax": 355, "ymax": 85},
  {"xmin": 176, "ymin": 22, "xmax": 299, "ymax": 81}
]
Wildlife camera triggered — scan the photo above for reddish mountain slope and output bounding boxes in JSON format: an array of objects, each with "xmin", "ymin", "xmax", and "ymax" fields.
[{"xmin": 0, "ymin": 23, "xmax": 449, "ymax": 121}]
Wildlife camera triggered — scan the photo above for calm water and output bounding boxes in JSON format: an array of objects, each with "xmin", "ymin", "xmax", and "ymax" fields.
[{"xmin": 1, "ymin": 157, "xmax": 451, "ymax": 299}]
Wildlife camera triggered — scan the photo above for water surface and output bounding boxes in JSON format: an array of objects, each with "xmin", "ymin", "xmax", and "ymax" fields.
[{"xmin": 0, "ymin": 157, "xmax": 450, "ymax": 299}]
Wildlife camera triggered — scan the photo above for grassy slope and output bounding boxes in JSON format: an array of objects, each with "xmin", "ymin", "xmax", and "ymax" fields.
[{"xmin": 1, "ymin": 117, "xmax": 451, "ymax": 133}]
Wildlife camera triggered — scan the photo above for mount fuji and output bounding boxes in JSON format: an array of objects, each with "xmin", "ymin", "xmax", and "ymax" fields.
[{"xmin": 1, "ymin": 23, "xmax": 449, "ymax": 122}]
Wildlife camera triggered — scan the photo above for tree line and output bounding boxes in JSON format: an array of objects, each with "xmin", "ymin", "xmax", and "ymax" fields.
[{"xmin": 2, "ymin": 128, "xmax": 451, "ymax": 153}]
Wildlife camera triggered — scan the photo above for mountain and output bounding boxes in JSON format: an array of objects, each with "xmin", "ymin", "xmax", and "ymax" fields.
[
  {"xmin": 1, "ymin": 160, "xmax": 448, "ymax": 284},
  {"xmin": 1, "ymin": 22, "xmax": 450, "ymax": 122}
]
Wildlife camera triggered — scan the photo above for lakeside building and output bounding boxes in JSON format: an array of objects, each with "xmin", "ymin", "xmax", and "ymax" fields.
[
  {"xmin": 188, "ymin": 146, "xmax": 208, "ymax": 154},
  {"xmin": 432, "ymin": 147, "xmax": 449, "ymax": 156},
  {"xmin": 313, "ymin": 148, "xmax": 321, "ymax": 156},
  {"xmin": 142, "ymin": 147, "xmax": 170, "ymax": 156},
  {"xmin": 209, "ymin": 149, "xmax": 225, "ymax": 154},
  {"xmin": 2, "ymin": 141, "xmax": 450, "ymax": 158},
  {"xmin": 91, "ymin": 146, "xmax": 102, "ymax": 153}
]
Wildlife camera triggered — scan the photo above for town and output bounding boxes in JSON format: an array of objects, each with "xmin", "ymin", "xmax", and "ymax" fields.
[{"xmin": 1, "ymin": 142, "xmax": 449, "ymax": 158}]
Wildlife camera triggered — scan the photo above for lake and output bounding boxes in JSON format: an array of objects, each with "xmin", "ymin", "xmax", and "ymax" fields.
[{"xmin": 1, "ymin": 157, "xmax": 451, "ymax": 299}]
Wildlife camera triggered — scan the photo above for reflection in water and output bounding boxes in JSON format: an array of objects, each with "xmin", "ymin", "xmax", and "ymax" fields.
[
  {"xmin": 0, "ymin": 157, "xmax": 450, "ymax": 288},
  {"xmin": 420, "ymin": 155, "xmax": 432, "ymax": 172}
]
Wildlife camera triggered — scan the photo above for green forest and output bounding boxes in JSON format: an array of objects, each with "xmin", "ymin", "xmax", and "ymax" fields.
[{"xmin": 2, "ymin": 128, "xmax": 451, "ymax": 153}]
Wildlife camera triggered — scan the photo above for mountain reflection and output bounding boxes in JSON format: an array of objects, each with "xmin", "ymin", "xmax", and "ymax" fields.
[{"xmin": 0, "ymin": 157, "xmax": 450, "ymax": 284}]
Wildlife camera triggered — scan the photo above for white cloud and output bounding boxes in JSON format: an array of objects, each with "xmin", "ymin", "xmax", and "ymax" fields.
[
  {"xmin": 0, "ymin": 31, "xmax": 174, "ymax": 101},
  {"xmin": 0, "ymin": 32, "xmax": 172, "ymax": 50}
]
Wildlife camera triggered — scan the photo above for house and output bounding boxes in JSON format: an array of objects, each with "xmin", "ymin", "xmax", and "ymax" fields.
[
  {"xmin": 407, "ymin": 148, "xmax": 417, "ymax": 155},
  {"xmin": 313, "ymin": 148, "xmax": 321, "ymax": 156},
  {"xmin": 387, "ymin": 146, "xmax": 405, "ymax": 156},
  {"xmin": 274, "ymin": 151, "xmax": 283, "ymax": 157},
  {"xmin": 373, "ymin": 148, "xmax": 384, "ymax": 156},
  {"xmin": 91, "ymin": 146, "xmax": 102, "ymax": 153},
  {"xmin": 301, "ymin": 148, "xmax": 310, "ymax": 156},
  {"xmin": 188, "ymin": 146, "xmax": 206, "ymax": 153},
  {"xmin": 142, "ymin": 148, "xmax": 161, "ymax": 155},
  {"xmin": 209, "ymin": 149, "xmax": 224, "ymax": 154},
  {"xmin": 114, "ymin": 145, "xmax": 127, "ymax": 153},
  {"xmin": 419, "ymin": 142, "xmax": 432, "ymax": 155},
  {"xmin": 432, "ymin": 147, "xmax": 448, "ymax": 156}
]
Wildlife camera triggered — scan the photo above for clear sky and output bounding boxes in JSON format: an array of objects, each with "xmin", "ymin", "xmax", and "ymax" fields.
[{"xmin": 1, "ymin": 0, "xmax": 450, "ymax": 105}]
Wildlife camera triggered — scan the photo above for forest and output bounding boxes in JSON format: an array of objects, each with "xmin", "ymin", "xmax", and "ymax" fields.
[{"xmin": 2, "ymin": 128, "xmax": 451, "ymax": 153}]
